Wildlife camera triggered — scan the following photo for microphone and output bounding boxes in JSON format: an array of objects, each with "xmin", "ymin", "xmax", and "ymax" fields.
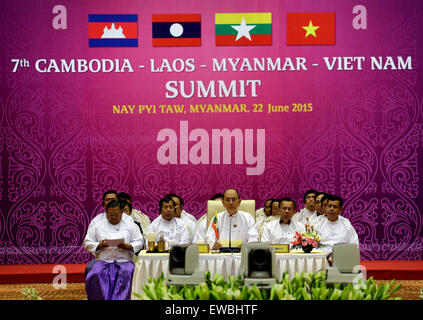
[
  {"xmin": 217, "ymin": 213, "xmax": 240, "ymax": 254},
  {"xmin": 229, "ymin": 214, "xmax": 232, "ymax": 248}
]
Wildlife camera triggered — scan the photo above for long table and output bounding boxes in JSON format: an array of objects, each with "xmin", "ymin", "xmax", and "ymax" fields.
[{"xmin": 131, "ymin": 249, "xmax": 328, "ymax": 299}]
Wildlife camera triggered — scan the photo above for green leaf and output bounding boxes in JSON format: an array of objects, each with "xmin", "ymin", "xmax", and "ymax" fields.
[
  {"xmin": 275, "ymin": 284, "xmax": 284, "ymax": 300},
  {"xmin": 269, "ymin": 287, "xmax": 276, "ymax": 300},
  {"xmin": 205, "ymin": 271, "xmax": 211, "ymax": 282},
  {"xmin": 385, "ymin": 282, "xmax": 402, "ymax": 300},
  {"xmin": 294, "ymin": 288, "xmax": 303, "ymax": 300},
  {"xmin": 311, "ymin": 287, "xmax": 320, "ymax": 300},
  {"xmin": 340, "ymin": 285, "xmax": 351, "ymax": 300},
  {"xmin": 210, "ymin": 291, "xmax": 220, "ymax": 300},
  {"xmin": 199, "ymin": 283, "xmax": 210, "ymax": 300},
  {"xmin": 319, "ymin": 288, "xmax": 329, "ymax": 300},
  {"xmin": 301, "ymin": 288, "xmax": 311, "ymax": 300},
  {"xmin": 133, "ymin": 292, "xmax": 143, "ymax": 299},
  {"xmin": 142, "ymin": 283, "xmax": 157, "ymax": 300},
  {"xmin": 262, "ymin": 288, "xmax": 268, "ymax": 300},
  {"xmin": 329, "ymin": 289, "xmax": 341, "ymax": 300},
  {"xmin": 251, "ymin": 285, "xmax": 263, "ymax": 300}
]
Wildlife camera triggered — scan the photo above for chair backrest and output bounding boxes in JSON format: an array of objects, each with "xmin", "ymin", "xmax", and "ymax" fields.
[
  {"xmin": 332, "ymin": 243, "xmax": 360, "ymax": 273},
  {"xmin": 206, "ymin": 200, "xmax": 256, "ymax": 227}
]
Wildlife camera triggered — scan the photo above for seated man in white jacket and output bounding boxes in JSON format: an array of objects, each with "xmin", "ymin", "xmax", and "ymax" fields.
[
  {"xmin": 261, "ymin": 198, "xmax": 304, "ymax": 244},
  {"xmin": 205, "ymin": 188, "xmax": 259, "ymax": 250},
  {"xmin": 167, "ymin": 193, "xmax": 197, "ymax": 243},
  {"xmin": 167, "ymin": 193, "xmax": 197, "ymax": 223},
  {"xmin": 292, "ymin": 189, "xmax": 318, "ymax": 225},
  {"xmin": 314, "ymin": 195, "xmax": 359, "ymax": 265},
  {"xmin": 307, "ymin": 192, "xmax": 327, "ymax": 225},
  {"xmin": 84, "ymin": 189, "xmax": 119, "ymax": 278},
  {"xmin": 84, "ymin": 200, "xmax": 144, "ymax": 300},
  {"xmin": 255, "ymin": 199, "xmax": 281, "ymax": 241},
  {"xmin": 147, "ymin": 195, "xmax": 190, "ymax": 248}
]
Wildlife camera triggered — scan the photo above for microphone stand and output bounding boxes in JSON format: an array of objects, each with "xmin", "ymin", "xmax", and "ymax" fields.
[{"xmin": 229, "ymin": 214, "xmax": 232, "ymax": 250}]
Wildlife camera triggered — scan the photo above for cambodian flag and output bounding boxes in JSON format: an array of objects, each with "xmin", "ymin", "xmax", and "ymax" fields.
[{"xmin": 89, "ymin": 14, "xmax": 138, "ymax": 47}]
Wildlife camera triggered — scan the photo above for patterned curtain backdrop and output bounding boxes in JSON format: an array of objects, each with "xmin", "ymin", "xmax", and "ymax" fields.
[{"xmin": 0, "ymin": 1, "xmax": 422, "ymax": 263}]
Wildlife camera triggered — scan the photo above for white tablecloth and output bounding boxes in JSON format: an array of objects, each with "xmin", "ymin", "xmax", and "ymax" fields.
[{"xmin": 131, "ymin": 250, "xmax": 328, "ymax": 299}]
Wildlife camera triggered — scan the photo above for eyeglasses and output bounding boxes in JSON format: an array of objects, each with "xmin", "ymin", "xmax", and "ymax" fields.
[{"xmin": 224, "ymin": 197, "xmax": 239, "ymax": 203}]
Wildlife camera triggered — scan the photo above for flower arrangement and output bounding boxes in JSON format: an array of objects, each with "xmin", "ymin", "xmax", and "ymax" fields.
[{"xmin": 291, "ymin": 219, "xmax": 322, "ymax": 253}]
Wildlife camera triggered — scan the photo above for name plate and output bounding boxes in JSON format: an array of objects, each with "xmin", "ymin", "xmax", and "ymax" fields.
[
  {"xmin": 220, "ymin": 239, "xmax": 242, "ymax": 247},
  {"xmin": 196, "ymin": 243, "xmax": 210, "ymax": 253},
  {"xmin": 270, "ymin": 244, "xmax": 290, "ymax": 253}
]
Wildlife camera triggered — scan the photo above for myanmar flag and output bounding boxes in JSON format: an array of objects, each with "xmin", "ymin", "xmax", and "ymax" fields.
[
  {"xmin": 211, "ymin": 212, "xmax": 220, "ymax": 239},
  {"xmin": 152, "ymin": 14, "xmax": 201, "ymax": 46},
  {"xmin": 287, "ymin": 12, "xmax": 335, "ymax": 45},
  {"xmin": 215, "ymin": 13, "xmax": 272, "ymax": 46}
]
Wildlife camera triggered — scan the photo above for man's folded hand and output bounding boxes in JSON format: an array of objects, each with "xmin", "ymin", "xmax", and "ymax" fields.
[{"xmin": 118, "ymin": 242, "xmax": 133, "ymax": 251}]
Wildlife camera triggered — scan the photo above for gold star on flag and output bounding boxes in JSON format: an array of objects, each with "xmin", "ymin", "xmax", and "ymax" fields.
[{"xmin": 302, "ymin": 20, "xmax": 320, "ymax": 38}]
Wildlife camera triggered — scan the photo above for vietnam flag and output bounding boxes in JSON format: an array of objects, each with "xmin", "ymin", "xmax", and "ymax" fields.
[
  {"xmin": 287, "ymin": 12, "xmax": 335, "ymax": 45},
  {"xmin": 152, "ymin": 14, "xmax": 201, "ymax": 46},
  {"xmin": 215, "ymin": 13, "xmax": 272, "ymax": 46}
]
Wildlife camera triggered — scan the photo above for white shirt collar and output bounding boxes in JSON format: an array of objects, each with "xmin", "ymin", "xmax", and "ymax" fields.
[
  {"xmin": 225, "ymin": 210, "xmax": 240, "ymax": 217},
  {"xmin": 159, "ymin": 215, "xmax": 176, "ymax": 224}
]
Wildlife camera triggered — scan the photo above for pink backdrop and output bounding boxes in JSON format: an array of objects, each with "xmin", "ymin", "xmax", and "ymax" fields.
[{"xmin": 0, "ymin": 0, "xmax": 422, "ymax": 263}]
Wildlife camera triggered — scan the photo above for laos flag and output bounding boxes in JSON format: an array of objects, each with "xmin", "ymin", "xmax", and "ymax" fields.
[
  {"xmin": 88, "ymin": 14, "xmax": 138, "ymax": 47},
  {"xmin": 152, "ymin": 14, "xmax": 201, "ymax": 47}
]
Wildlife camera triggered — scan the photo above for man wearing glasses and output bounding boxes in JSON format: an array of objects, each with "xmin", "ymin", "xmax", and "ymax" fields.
[{"xmin": 205, "ymin": 188, "xmax": 259, "ymax": 250}]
